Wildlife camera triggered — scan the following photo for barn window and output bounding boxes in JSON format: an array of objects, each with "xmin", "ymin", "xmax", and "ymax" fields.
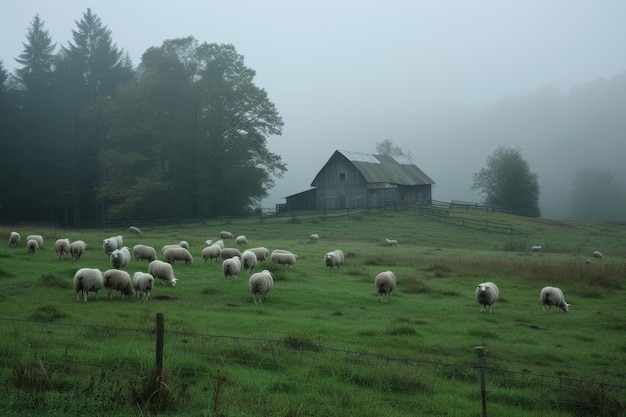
[{"xmin": 339, "ymin": 173, "xmax": 346, "ymax": 182}]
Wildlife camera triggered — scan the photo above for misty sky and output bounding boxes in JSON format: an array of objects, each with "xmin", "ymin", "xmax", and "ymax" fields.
[{"xmin": 3, "ymin": 1, "xmax": 626, "ymax": 219}]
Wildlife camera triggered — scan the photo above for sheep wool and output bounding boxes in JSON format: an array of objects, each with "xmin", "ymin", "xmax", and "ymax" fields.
[
  {"xmin": 249, "ymin": 270, "xmax": 274, "ymax": 304},
  {"xmin": 310, "ymin": 234, "xmax": 319, "ymax": 241},
  {"xmin": 133, "ymin": 244, "xmax": 157, "ymax": 262},
  {"xmin": 26, "ymin": 239, "xmax": 39, "ymax": 254},
  {"xmin": 220, "ymin": 247, "xmax": 242, "ymax": 260},
  {"xmin": 202, "ymin": 244, "xmax": 221, "ymax": 263},
  {"xmin": 103, "ymin": 235, "xmax": 123, "ymax": 254},
  {"xmin": 103, "ymin": 269, "xmax": 134, "ymax": 300},
  {"xmin": 475, "ymin": 282, "xmax": 499, "ymax": 313},
  {"xmin": 54, "ymin": 238, "xmax": 71, "ymax": 261},
  {"xmin": 220, "ymin": 231, "xmax": 233, "ymax": 239},
  {"xmin": 375, "ymin": 271, "xmax": 397, "ymax": 303},
  {"xmin": 163, "ymin": 246, "xmax": 193, "ymax": 265},
  {"xmin": 26, "ymin": 234, "xmax": 44, "ymax": 249},
  {"xmin": 324, "ymin": 249, "xmax": 344, "ymax": 269},
  {"xmin": 9, "ymin": 232, "xmax": 20, "ymax": 247},
  {"xmin": 148, "ymin": 260, "xmax": 178, "ymax": 286},
  {"xmin": 271, "ymin": 250, "xmax": 297, "ymax": 268},
  {"xmin": 179, "ymin": 240, "xmax": 189, "ymax": 249},
  {"xmin": 132, "ymin": 272, "xmax": 155, "ymax": 299},
  {"xmin": 236, "ymin": 235, "xmax": 248, "ymax": 246},
  {"xmin": 540, "ymin": 286, "xmax": 570, "ymax": 312},
  {"xmin": 241, "ymin": 250, "xmax": 257, "ymax": 272},
  {"xmin": 592, "ymin": 250, "xmax": 603, "ymax": 259},
  {"xmin": 73, "ymin": 268, "xmax": 104, "ymax": 302},
  {"xmin": 128, "ymin": 226, "xmax": 142, "ymax": 236},
  {"xmin": 110, "ymin": 247, "xmax": 131, "ymax": 270},
  {"xmin": 222, "ymin": 256, "xmax": 241, "ymax": 279},
  {"xmin": 385, "ymin": 239, "xmax": 398, "ymax": 246},
  {"xmin": 249, "ymin": 247, "xmax": 269, "ymax": 261},
  {"xmin": 69, "ymin": 240, "xmax": 87, "ymax": 260}
]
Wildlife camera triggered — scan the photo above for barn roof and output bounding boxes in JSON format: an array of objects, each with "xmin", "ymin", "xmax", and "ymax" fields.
[{"xmin": 312, "ymin": 150, "xmax": 435, "ymax": 186}]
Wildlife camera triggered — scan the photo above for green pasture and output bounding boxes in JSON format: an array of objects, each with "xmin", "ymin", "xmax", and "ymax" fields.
[{"xmin": 0, "ymin": 209, "xmax": 625, "ymax": 416}]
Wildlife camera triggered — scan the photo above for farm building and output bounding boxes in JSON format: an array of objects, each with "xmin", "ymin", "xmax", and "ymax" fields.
[{"xmin": 284, "ymin": 150, "xmax": 435, "ymax": 210}]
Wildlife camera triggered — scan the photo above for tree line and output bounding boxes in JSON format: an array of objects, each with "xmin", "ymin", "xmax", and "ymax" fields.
[{"xmin": 0, "ymin": 9, "xmax": 285, "ymax": 227}]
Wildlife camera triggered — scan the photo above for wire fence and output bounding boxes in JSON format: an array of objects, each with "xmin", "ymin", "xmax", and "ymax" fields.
[{"xmin": 0, "ymin": 316, "xmax": 624, "ymax": 416}]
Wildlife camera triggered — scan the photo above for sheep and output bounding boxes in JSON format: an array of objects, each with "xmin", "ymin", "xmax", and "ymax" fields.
[
  {"xmin": 161, "ymin": 244, "xmax": 182, "ymax": 254},
  {"xmin": 148, "ymin": 260, "xmax": 178, "ymax": 286},
  {"xmin": 163, "ymin": 246, "xmax": 193, "ymax": 265},
  {"xmin": 179, "ymin": 240, "xmax": 189, "ymax": 249},
  {"xmin": 103, "ymin": 235, "xmax": 123, "ymax": 254},
  {"xmin": 128, "ymin": 226, "xmax": 142, "ymax": 236},
  {"xmin": 69, "ymin": 240, "xmax": 87, "ymax": 260},
  {"xmin": 241, "ymin": 249, "xmax": 257, "ymax": 272},
  {"xmin": 222, "ymin": 256, "xmax": 241, "ymax": 279},
  {"xmin": 385, "ymin": 238, "xmax": 398, "ymax": 247},
  {"xmin": 212, "ymin": 240, "xmax": 225, "ymax": 249},
  {"xmin": 475, "ymin": 282, "xmax": 499, "ymax": 313},
  {"xmin": 109, "ymin": 246, "xmax": 131, "ymax": 270},
  {"xmin": 73, "ymin": 268, "xmax": 104, "ymax": 302},
  {"xmin": 375, "ymin": 271, "xmax": 397, "ymax": 303},
  {"xmin": 26, "ymin": 234, "xmax": 43, "ymax": 249},
  {"xmin": 103, "ymin": 269, "xmax": 134, "ymax": 300},
  {"xmin": 310, "ymin": 233, "xmax": 319, "ymax": 241},
  {"xmin": 204, "ymin": 239, "xmax": 213, "ymax": 247},
  {"xmin": 220, "ymin": 247, "xmax": 242, "ymax": 260},
  {"xmin": 585, "ymin": 258, "xmax": 592, "ymax": 265},
  {"xmin": 220, "ymin": 231, "xmax": 233, "ymax": 239},
  {"xmin": 271, "ymin": 249, "xmax": 297, "ymax": 268},
  {"xmin": 249, "ymin": 270, "xmax": 274, "ymax": 304},
  {"xmin": 202, "ymin": 244, "xmax": 222, "ymax": 263},
  {"xmin": 132, "ymin": 272, "xmax": 154, "ymax": 299},
  {"xmin": 235, "ymin": 235, "xmax": 248, "ymax": 246},
  {"xmin": 324, "ymin": 249, "xmax": 344, "ymax": 269},
  {"xmin": 592, "ymin": 250, "xmax": 603, "ymax": 259},
  {"xmin": 9, "ymin": 232, "xmax": 20, "ymax": 247},
  {"xmin": 133, "ymin": 244, "xmax": 157, "ymax": 262},
  {"xmin": 249, "ymin": 247, "xmax": 269, "ymax": 261},
  {"xmin": 54, "ymin": 238, "xmax": 71, "ymax": 261},
  {"xmin": 26, "ymin": 239, "xmax": 39, "ymax": 254},
  {"xmin": 531, "ymin": 245, "xmax": 542, "ymax": 252},
  {"xmin": 540, "ymin": 286, "xmax": 570, "ymax": 312}
]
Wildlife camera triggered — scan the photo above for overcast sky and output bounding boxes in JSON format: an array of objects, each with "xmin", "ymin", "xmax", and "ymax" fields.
[{"xmin": 3, "ymin": 1, "xmax": 626, "ymax": 216}]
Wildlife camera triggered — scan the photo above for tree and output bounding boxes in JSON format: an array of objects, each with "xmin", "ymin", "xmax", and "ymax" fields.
[
  {"xmin": 376, "ymin": 139, "xmax": 412, "ymax": 160},
  {"xmin": 569, "ymin": 168, "xmax": 626, "ymax": 221},
  {"xmin": 470, "ymin": 146, "xmax": 540, "ymax": 217},
  {"xmin": 14, "ymin": 14, "xmax": 56, "ymax": 92}
]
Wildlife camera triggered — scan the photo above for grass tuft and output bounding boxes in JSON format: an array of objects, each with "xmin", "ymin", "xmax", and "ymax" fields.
[{"xmin": 29, "ymin": 305, "xmax": 67, "ymax": 321}]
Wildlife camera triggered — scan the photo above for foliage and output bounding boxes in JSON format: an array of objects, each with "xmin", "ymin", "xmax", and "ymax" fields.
[
  {"xmin": 569, "ymin": 167, "xmax": 626, "ymax": 221},
  {"xmin": 376, "ymin": 138, "xmax": 413, "ymax": 160},
  {"xmin": 471, "ymin": 145, "xmax": 541, "ymax": 217}
]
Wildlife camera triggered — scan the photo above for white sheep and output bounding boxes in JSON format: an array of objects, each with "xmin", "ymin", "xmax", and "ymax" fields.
[
  {"xmin": 249, "ymin": 270, "xmax": 274, "ymax": 304},
  {"xmin": 235, "ymin": 235, "xmax": 248, "ymax": 246},
  {"xmin": 103, "ymin": 235, "xmax": 123, "ymax": 254},
  {"xmin": 310, "ymin": 233, "xmax": 319, "ymax": 241},
  {"xmin": 163, "ymin": 246, "xmax": 193, "ymax": 265},
  {"xmin": 592, "ymin": 250, "xmax": 603, "ymax": 259},
  {"xmin": 132, "ymin": 272, "xmax": 154, "ymax": 299},
  {"xmin": 212, "ymin": 240, "xmax": 225, "ymax": 249},
  {"xmin": 241, "ymin": 249, "xmax": 257, "ymax": 272},
  {"xmin": 161, "ymin": 244, "xmax": 182, "ymax": 254},
  {"xmin": 103, "ymin": 269, "xmax": 134, "ymax": 299},
  {"xmin": 204, "ymin": 239, "xmax": 213, "ymax": 247},
  {"xmin": 69, "ymin": 240, "xmax": 87, "ymax": 260},
  {"xmin": 179, "ymin": 240, "xmax": 189, "ymax": 249},
  {"xmin": 73, "ymin": 268, "xmax": 104, "ymax": 302},
  {"xmin": 475, "ymin": 282, "xmax": 499, "ymax": 313},
  {"xmin": 249, "ymin": 247, "xmax": 269, "ymax": 261},
  {"xmin": 385, "ymin": 238, "xmax": 398, "ymax": 247},
  {"xmin": 133, "ymin": 244, "xmax": 157, "ymax": 262},
  {"xmin": 26, "ymin": 239, "xmax": 39, "ymax": 254},
  {"xmin": 148, "ymin": 260, "xmax": 178, "ymax": 286},
  {"xmin": 202, "ymin": 244, "xmax": 222, "ymax": 263},
  {"xmin": 9, "ymin": 232, "xmax": 20, "ymax": 247},
  {"xmin": 271, "ymin": 249, "xmax": 297, "ymax": 267},
  {"xmin": 54, "ymin": 238, "xmax": 71, "ymax": 261},
  {"xmin": 26, "ymin": 234, "xmax": 43, "ymax": 249},
  {"xmin": 324, "ymin": 249, "xmax": 344, "ymax": 269},
  {"xmin": 375, "ymin": 271, "xmax": 397, "ymax": 303},
  {"xmin": 222, "ymin": 256, "xmax": 241, "ymax": 279},
  {"xmin": 220, "ymin": 231, "xmax": 233, "ymax": 239},
  {"xmin": 109, "ymin": 246, "xmax": 131, "ymax": 270},
  {"xmin": 531, "ymin": 245, "xmax": 542, "ymax": 252},
  {"xmin": 540, "ymin": 286, "xmax": 570, "ymax": 312},
  {"xmin": 220, "ymin": 247, "xmax": 242, "ymax": 260},
  {"xmin": 128, "ymin": 226, "xmax": 142, "ymax": 236}
]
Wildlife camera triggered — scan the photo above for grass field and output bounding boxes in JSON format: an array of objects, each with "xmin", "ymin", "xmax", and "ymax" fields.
[{"xmin": 0, "ymin": 209, "xmax": 625, "ymax": 416}]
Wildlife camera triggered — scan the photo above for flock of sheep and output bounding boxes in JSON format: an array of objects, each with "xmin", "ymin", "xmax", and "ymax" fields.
[{"xmin": 7, "ymin": 229, "xmax": 586, "ymax": 311}]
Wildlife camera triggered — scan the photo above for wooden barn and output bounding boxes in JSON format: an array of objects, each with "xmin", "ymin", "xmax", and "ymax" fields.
[{"xmin": 284, "ymin": 150, "xmax": 434, "ymax": 210}]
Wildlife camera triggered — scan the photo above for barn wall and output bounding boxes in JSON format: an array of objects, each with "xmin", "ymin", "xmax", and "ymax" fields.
[{"xmin": 314, "ymin": 154, "xmax": 368, "ymax": 209}]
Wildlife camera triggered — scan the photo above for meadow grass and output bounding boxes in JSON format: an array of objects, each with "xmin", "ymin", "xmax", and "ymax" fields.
[{"xmin": 0, "ymin": 210, "xmax": 625, "ymax": 416}]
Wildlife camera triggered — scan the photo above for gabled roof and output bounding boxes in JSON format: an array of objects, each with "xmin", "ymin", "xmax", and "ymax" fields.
[{"xmin": 312, "ymin": 150, "xmax": 435, "ymax": 186}]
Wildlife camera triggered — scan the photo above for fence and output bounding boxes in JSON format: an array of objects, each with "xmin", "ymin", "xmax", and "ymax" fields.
[
  {"xmin": 1, "ymin": 316, "xmax": 623, "ymax": 416},
  {"xmin": 416, "ymin": 201, "xmax": 516, "ymax": 234}
]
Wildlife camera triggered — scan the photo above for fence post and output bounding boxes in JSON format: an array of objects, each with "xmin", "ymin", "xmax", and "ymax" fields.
[
  {"xmin": 476, "ymin": 346, "xmax": 488, "ymax": 417},
  {"xmin": 156, "ymin": 313, "xmax": 164, "ymax": 385}
]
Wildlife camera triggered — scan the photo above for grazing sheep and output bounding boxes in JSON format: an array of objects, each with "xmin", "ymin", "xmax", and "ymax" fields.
[
  {"xmin": 540, "ymin": 286, "xmax": 570, "ymax": 312},
  {"xmin": 592, "ymin": 250, "xmax": 603, "ymax": 259},
  {"xmin": 212, "ymin": 240, "xmax": 225, "ymax": 249},
  {"xmin": 73, "ymin": 268, "xmax": 104, "ymax": 302},
  {"xmin": 241, "ymin": 250, "xmax": 257, "ymax": 272},
  {"xmin": 133, "ymin": 244, "xmax": 157, "ymax": 262},
  {"xmin": 148, "ymin": 260, "xmax": 178, "ymax": 286},
  {"xmin": 128, "ymin": 226, "xmax": 142, "ymax": 236},
  {"xmin": 220, "ymin": 247, "xmax": 242, "ymax": 260},
  {"xmin": 26, "ymin": 239, "xmax": 39, "ymax": 254},
  {"xmin": 375, "ymin": 271, "xmax": 397, "ymax": 303},
  {"xmin": 249, "ymin": 247, "xmax": 269, "ymax": 261},
  {"xmin": 249, "ymin": 270, "xmax": 274, "ymax": 304},
  {"xmin": 222, "ymin": 256, "xmax": 241, "ymax": 279},
  {"xmin": 69, "ymin": 240, "xmax": 87, "ymax": 260},
  {"xmin": 271, "ymin": 249, "xmax": 297, "ymax": 268},
  {"xmin": 310, "ymin": 233, "xmax": 319, "ymax": 241},
  {"xmin": 531, "ymin": 245, "xmax": 542, "ymax": 252},
  {"xmin": 9, "ymin": 232, "xmax": 20, "ymax": 247},
  {"xmin": 220, "ymin": 231, "xmax": 233, "ymax": 239},
  {"xmin": 132, "ymin": 272, "xmax": 154, "ymax": 299},
  {"xmin": 161, "ymin": 244, "xmax": 182, "ymax": 254},
  {"xmin": 103, "ymin": 269, "xmax": 134, "ymax": 300},
  {"xmin": 324, "ymin": 249, "xmax": 344, "ymax": 269},
  {"xmin": 585, "ymin": 258, "xmax": 592, "ymax": 265},
  {"xmin": 204, "ymin": 239, "xmax": 213, "ymax": 247},
  {"xmin": 26, "ymin": 234, "xmax": 43, "ymax": 249},
  {"xmin": 235, "ymin": 235, "xmax": 248, "ymax": 246},
  {"xmin": 54, "ymin": 238, "xmax": 71, "ymax": 260},
  {"xmin": 385, "ymin": 238, "xmax": 398, "ymax": 247},
  {"xmin": 109, "ymin": 247, "xmax": 131, "ymax": 270},
  {"xmin": 163, "ymin": 246, "xmax": 193, "ymax": 265},
  {"xmin": 103, "ymin": 235, "xmax": 123, "ymax": 254},
  {"xmin": 475, "ymin": 282, "xmax": 499, "ymax": 313},
  {"xmin": 179, "ymin": 240, "xmax": 189, "ymax": 249},
  {"xmin": 202, "ymin": 244, "xmax": 222, "ymax": 263}
]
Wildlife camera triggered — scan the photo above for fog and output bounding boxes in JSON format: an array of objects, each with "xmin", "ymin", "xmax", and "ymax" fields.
[{"xmin": 3, "ymin": 0, "xmax": 626, "ymax": 219}]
